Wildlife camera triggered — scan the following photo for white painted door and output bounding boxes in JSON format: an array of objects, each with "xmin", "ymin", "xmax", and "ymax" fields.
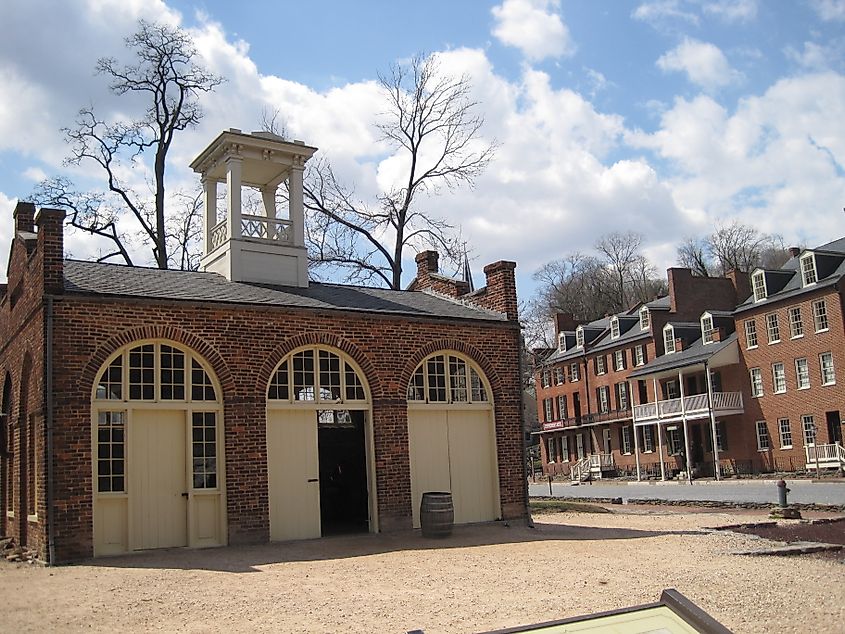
[
  {"xmin": 408, "ymin": 409, "xmax": 451, "ymax": 528},
  {"xmin": 267, "ymin": 409, "xmax": 321, "ymax": 541},
  {"xmin": 130, "ymin": 410, "xmax": 188, "ymax": 550}
]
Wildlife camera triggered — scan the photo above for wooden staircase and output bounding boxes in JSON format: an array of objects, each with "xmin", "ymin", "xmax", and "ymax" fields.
[
  {"xmin": 570, "ymin": 454, "xmax": 615, "ymax": 483},
  {"xmin": 805, "ymin": 443, "xmax": 845, "ymax": 472}
]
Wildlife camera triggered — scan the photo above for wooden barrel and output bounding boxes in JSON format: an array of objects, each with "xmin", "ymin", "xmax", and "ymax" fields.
[{"xmin": 420, "ymin": 491, "xmax": 453, "ymax": 538}]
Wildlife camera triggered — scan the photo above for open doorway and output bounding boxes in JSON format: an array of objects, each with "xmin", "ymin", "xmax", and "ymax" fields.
[{"xmin": 317, "ymin": 410, "xmax": 369, "ymax": 536}]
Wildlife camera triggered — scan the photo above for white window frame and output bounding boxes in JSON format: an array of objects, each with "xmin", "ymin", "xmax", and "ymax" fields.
[
  {"xmin": 557, "ymin": 394, "xmax": 567, "ymax": 420},
  {"xmin": 617, "ymin": 382, "xmax": 629, "ymax": 410},
  {"xmin": 752, "ymin": 271, "xmax": 767, "ymax": 302},
  {"xmin": 557, "ymin": 332, "xmax": 567, "ymax": 353},
  {"xmin": 744, "ymin": 319, "xmax": 758, "ymax": 349},
  {"xmin": 750, "ymin": 367, "xmax": 763, "ymax": 397},
  {"xmin": 714, "ymin": 423, "xmax": 725, "ymax": 452},
  {"xmin": 640, "ymin": 306, "xmax": 650, "ymax": 331},
  {"xmin": 596, "ymin": 355, "xmax": 606, "ymax": 375},
  {"xmin": 570, "ymin": 362, "xmax": 580, "ymax": 382},
  {"xmin": 778, "ymin": 418, "xmax": 793, "ymax": 449},
  {"xmin": 634, "ymin": 345, "xmax": 645, "ymax": 366},
  {"xmin": 598, "ymin": 386, "xmax": 610, "ymax": 414},
  {"xmin": 642, "ymin": 426, "xmax": 654, "ymax": 453},
  {"xmin": 614, "ymin": 350, "xmax": 625, "ymax": 371},
  {"xmin": 788, "ymin": 306, "xmax": 803, "ymax": 339},
  {"xmin": 800, "ymin": 253, "xmax": 817, "ymax": 286},
  {"xmin": 701, "ymin": 313, "xmax": 714, "ymax": 345},
  {"xmin": 622, "ymin": 426, "xmax": 632, "ymax": 455},
  {"xmin": 554, "ymin": 367, "xmax": 564, "ymax": 386},
  {"xmin": 610, "ymin": 316, "xmax": 620, "ymax": 340},
  {"xmin": 576, "ymin": 326, "xmax": 584, "ymax": 348},
  {"xmin": 820, "ymin": 352, "xmax": 836, "ymax": 386},
  {"xmin": 543, "ymin": 398, "xmax": 553, "ymax": 423},
  {"xmin": 756, "ymin": 420, "xmax": 770, "ymax": 451},
  {"xmin": 813, "ymin": 299, "xmax": 829, "ymax": 332},
  {"xmin": 802, "ymin": 415, "xmax": 816, "ymax": 447},
  {"xmin": 772, "ymin": 362, "xmax": 786, "ymax": 394},
  {"xmin": 663, "ymin": 325, "xmax": 676, "ymax": 355},
  {"xmin": 541, "ymin": 370, "xmax": 550, "ymax": 389},
  {"xmin": 561, "ymin": 435, "xmax": 569, "ymax": 462},
  {"xmin": 546, "ymin": 437, "xmax": 555, "ymax": 463},
  {"xmin": 766, "ymin": 313, "xmax": 780, "ymax": 344},
  {"xmin": 795, "ymin": 357, "xmax": 810, "ymax": 390},
  {"xmin": 667, "ymin": 428, "xmax": 683, "ymax": 455}
]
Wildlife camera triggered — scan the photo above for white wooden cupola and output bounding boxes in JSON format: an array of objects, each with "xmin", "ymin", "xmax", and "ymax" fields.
[{"xmin": 191, "ymin": 129, "xmax": 317, "ymax": 287}]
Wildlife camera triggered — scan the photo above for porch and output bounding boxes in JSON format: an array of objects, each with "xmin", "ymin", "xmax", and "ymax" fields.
[
  {"xmin": 805, "ymin": 443, "xmax": 845, "ymax": 472},
  {"xmin": 633, "ymin": 391, "xmax": 743, "ymax": 423}
]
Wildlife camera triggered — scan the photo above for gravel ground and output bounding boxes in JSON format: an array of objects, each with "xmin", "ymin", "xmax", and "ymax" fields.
[{"xmin": 2, "ymin": 508, "xmax": 843, "ymax": 633}]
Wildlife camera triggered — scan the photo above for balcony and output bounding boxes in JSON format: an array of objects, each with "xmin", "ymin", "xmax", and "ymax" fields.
[
  {"xmin": 540, "ymin": 408, "xmax": 632, "ymax": 432},
  {"xmin": 633, "ymin": 391, "xmax": 743, "ymax": 424}
]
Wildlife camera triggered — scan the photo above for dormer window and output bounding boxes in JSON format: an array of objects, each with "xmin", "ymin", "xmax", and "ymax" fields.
[
  {"xmin": 701, "ymin": 313, "xmax": 714, "ymax": 345},
  {"xmin": 558, "ymin": 332, "xmax": 567, "ymax": 352},
  {"xmin": 800, "ymin": 253, "xmax": 817, "ymax": 286},
  {"xmin": 576, "ymin": 326, "xmax": 584, "ymax": 348},
  {"xmin": 639, "ymin": 306, "xmax": 650, "ymax": 331},
  {"xmin": 752, "ymin": 271, "xmax": 767, "ymax": 302},
  {"xmin": 663, "ymin": 325, "xmax": 676, "ymax": 355},
  {"xmin": 610, "ymin": 316, "xmax": 620, "ymax": 340}
]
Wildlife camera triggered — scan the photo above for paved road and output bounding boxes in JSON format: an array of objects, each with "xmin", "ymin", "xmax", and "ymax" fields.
[{"xmin": 528, "ymin": 479, "xmax": 845, "ymax": 506}]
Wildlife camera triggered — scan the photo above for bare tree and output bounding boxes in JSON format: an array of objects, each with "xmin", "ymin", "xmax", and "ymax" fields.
[
  {"xmin": 301, "ymin": 53, "xmax": 495, "ymax": 289},
  {"xmin": 166, "ymin": 189, "xmax": 204, "ymax": 271},
  {"xmin": 677, "ymin": 221, "xmax": 788, "ymax": 276},
  {"xmin": 38, "ymin": 20, "xmax": 223, "ymax": 269},
  {"xmin": 595, "ymin": 231, "xmax": 644, "ymax": 312},
  {"xmin": 677, "ymin": 236, "xmax": 711, "ymax": 277}
]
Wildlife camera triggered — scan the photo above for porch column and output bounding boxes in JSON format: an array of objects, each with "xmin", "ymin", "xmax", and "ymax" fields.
[
  {"xmin": 202, "ymin": 176, "xmax": 217, "ymax": 254},
  {"xmin": 629, "ymin": 380, "xmax": 641, "ymax": 482},
  {"xmin": 653, "ymin": 377, "xmax": 666, "ymax": 480},
  {"xmin": 704, "ymin": 361, "xmax": 721, "ymax": 481},
  {"xmin": 678, "ymin": 370, "xmax": 693, "ymax": 485},
  {"xmin": 225, "ymin": 155, "xmax": 243, "ymax": 241}
]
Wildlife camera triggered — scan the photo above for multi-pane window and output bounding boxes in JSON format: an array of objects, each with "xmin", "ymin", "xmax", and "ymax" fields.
[
  {"xmin": 813, "ymin": 299, "xmax": 829, "ymax": 332},
  {"xmin": 750, "ymin": 368, "xmax": 763, "ymax": 397},
  {"xmin": 635, "ymin": 345, "xmax": 645, "ymax": 366},
  {"xmin": 558, "ymin": 332, "xmax": 566, "ymax": 352},
  {"xmin": 795, "ymin": 358, "xmax": 810, "ymax": 389},
  {"xmin": 752, "ymin": 271, "xmax": 767, "ymax": 301},
  {"xmin": 800, "ymin": 254, "xmax": 817, "ymax": 286},
  {"xmin": 560, "ymin": 436, "xmax": 569, "ymax": 461},
  {"xmin": 778, "ymin": 418, "xmax": 793, "ymax": 448},
  {"xmin": 597, "ymin": 386, "xmax": 610, "ymax": 413},
  {"xmin": 744, "ymin": 319, "xmax": 758, "ymax": 349},
  {"xmin": 642, "ymin": 425, "xmax": 654, "ymax": 452},
  {"xmin": 610, "ymin": 317, "xmax": 620, "ymax": 339},
  {"xmin": 557, "ymin": 394, "xmax": 568, "ymax": 420},
  {"xmin": 541, "ymin": 370, "xmax": 551, "ymax": 388},
  {"xmin": 570, "ymin": 363, "xmax": 580, "ymax": 382},
  {"xmin": 595, "ymin": 356, "xmax": 606, "ymax": 375},
  {"xmin": 701, "ymin": 314, "xmax": 714, "ymax": 344},
  {"xmin": 192, "ymin": 412, "xmax": 217, "ymax": 489},
  {"xmin": 802, "ymin": 415, "xmax": 816, "ymax": 446},
  {"xmin": 543, "ymin": 398, "xmax": 553, "ymax": 423},
  {"xmin": 820, "ymin": 352, "xmax": 836, "ymax": 385},
  {"xmin": 576, "ymin": 328, "xmax": 585, "ymax": 348},
  {"xmin": 160, "ymin": 345, "xmax": 186, "ymax": 400},
  {"xmin": 772, "ymin": 363, "xmax": 786, "ymax": 394},
  {"xmin": 622, "ymin": 426, "xmax": 632, "ymax": 454},
  {"xmin": 663, "ymin": 326, "xmax": 676, "ymax": 354},
  {"xmin": 128, "ymin": 344, "xmax": 155, "ymax": 400},
  {"xmin": 96, "ymin": 411, "xmax": 125, "ymax": 493},
  {"xmin": 192, "ymin": 360, "xmax": 217, "ymax": 401},
  {"xmin": 614, "ymin": 350, "xmax": 625, "ymax": 371},
  {"xmin": 96, "ymin": 357, "xmax": 122, "ymax": 400},
  {"xmin": 667, "ymin": 428, "xmax": 684, "ymax": 455},
  {"xmin": 616, "ymin": 382, "xmax": 629, "ymax": 410},
  {"xmin": 766, "ymin": 313, "xmax": 780, "ymax": 344},
  {"xmin": 271, "ymin": 349, "xmax": 368, "ymax": 403},
  {"xmin": 406, "ymin": 354, "xmax": 487, "ymax": 403},
  {"xmin": 756, "ymin": 421, "xmax": 770, "ymax": 451},
  {"xmin": 788, "ymin": 307, "xmax": 803, "ymax": 338},
  {"xmin": 554, "ymin": 367, "xmax": 564, "ymax": 385},
  {"xmin": 640, "ymin": 307, "xmax": 650, "ymax": 331},
  {"xmin": 546, "ymin": 437, "xmax": 555, "ymax": 463},
  {"xmin": 715, "ymin": 423, "xmax": 726, "ymax": 452}
]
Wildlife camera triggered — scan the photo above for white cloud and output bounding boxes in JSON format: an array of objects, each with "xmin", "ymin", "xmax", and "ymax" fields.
[
  {"xmin": 657, "ymin": 38, "xmax": 743, "ymax": 92},
  {"xmin": 810, "ymin": 0, "xmax": 845, "ymax": 21},
  {"xmin": 491, "ymin": 0, "xmax": 575, "ymax": 61},
  {"xmin": 701, "ymin": 0, "xmax": 758, "ymax": 22},
  {"xmin": 785, "ymin": 40, "xmax": 845, "ymax": 71},
  {"xmin": 634, "ymin": 0, "xmax": 758, "ymax": 25},
  {"xmin": 632, "ymin": 1, "xmax": 699, "ymax": 24}
]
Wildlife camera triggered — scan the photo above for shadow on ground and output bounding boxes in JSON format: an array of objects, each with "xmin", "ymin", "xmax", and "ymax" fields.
[{"xmin": 79, "ymin": 520, "xmax": 707, "ymax": 573}]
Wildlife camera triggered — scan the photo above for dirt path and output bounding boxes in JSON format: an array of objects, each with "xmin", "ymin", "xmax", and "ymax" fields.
[{"xmin": 2, "ymin": 509, "xmax": 843, "ymax": 633}]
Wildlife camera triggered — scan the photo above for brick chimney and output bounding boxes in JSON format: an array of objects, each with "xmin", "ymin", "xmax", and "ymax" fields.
[
  {"xmin": 788, "ymin": 246, "xmax": 801, "ymax": 258},
  {"xmin": 35, "ymin": 207, "xmax": 66, "ymax": 294},
  {"xmin": 554, "ymin": 312, "xmax": 578, "ymax": 334},
  {"xmin": 482, "ymin": 260, "xmax": 518, "ymax": 321},
  {"xmin": 14, "ymin": 201, "xmax": 35, "ymax": 233},
  {"xmin": 415, "ymin": 250, "xmax": 439, "ymax": 285}
]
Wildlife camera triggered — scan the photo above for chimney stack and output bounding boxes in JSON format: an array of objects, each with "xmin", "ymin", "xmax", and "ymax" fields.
[
  {"xmin": 415, "ymin": 250, "xmax": 439, "ymax": 284},
  {"xmin": 788, "ymin": 246, "xmax": 801, "ymax": 258},
  {"xmin": 483, "ymin": 260, "xmax": 518, "ymax": 321},
  {"xmin": 35, "ymin": 207, "xmax": 66, "ymax": 294},
  {"xmin": 14, "ymin": 201, "xmax": 35, "ymax": 233},
  {"xmin": 554, "ymin": 312, "xmax": 578, "ymax": 334}
]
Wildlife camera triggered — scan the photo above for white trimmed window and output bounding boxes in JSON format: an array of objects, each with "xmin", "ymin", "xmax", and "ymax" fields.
[
  {"xmin": 570, "ymin": 362, "xmax": 580, "ymax": 382},
  {"xmin": 622, "ymin": 426, "xmax": 632, "ymax": 454},
  {"xmin": 558, "ymin": 394, "xmax": 568, "ymax": 420},
  {"xmin": 772, "ymin": 363, "xmax": 786, "ymax": 394},
  {"xmin": 715, "ymin": 423, "xmax": 725, "ymax": 452},
  {"xmin": 597, "ymin": 386, "xmax": 610, "ymax": 413},
  {"xmin": 610, "ymin": 316, "xmax": 620, "ymax": 340},
  {"xmin": 752, "ymin": 271, "xmax": 767, "ymax": 302},
  {"xmin": 558, "ymin": 332, "xmax": 567, "ymax": 353},
  {"xmin": 407, "ymin": 353, "xmax": 488, "ymax": 403},
  {"xmin": 701, "ymin": 313, "xmax": 714, "ymax": 345},
  {"xmin": 795, "ymin": 357, "xmax": 810, "ymax": 389},
  {"xmin": 561, "ymin": 436, "xmax": 569, "ymax": 461},
  {"xmin": 800, "ymin": 253, "xmax": 817, "ymax": 286},
  {"xmin": 744, "ymin": 319, "xmax": 758, "ymax": 349},
  {"xmin": 750, "ymin": 367, "xmax": 763, "ymax": 397},
  {"xmin": 756, "ymin": 421, "xmax": 770, "ymax": 451},
  {"xmin": 640, "ymin": 306, "xmax": 650, "ymax": 331},
  {"xmin": 788, "ymin": 307, "xmax": 803, "ymax": 338},
  {"xmin": 541, "ymin": 370, "xmax": 550, "ymax": 388},
  {"xmin": 616, "ymin": 382, "xmax": 629, "ymax": 410},
  {"xmin": 778, "ymin": 418, "xmax": 793, "ymax": 449},
  {"xmin": 663, "ymin": 325, "xmax": 676, "ymax": 355},
  {"xmin": 554, "ymin": 367, "xmax": 564, "ymax": 385},
  {"xmin": 576, "ymin": 326, "xmax": 585, "ymax": 348},
  {"xmin": 766, "ymin": 313, "xmax": 780, "ymax": 344},
  {"xmin": 546, "ymin": 437, "xmax": 556, "ymax": 463},
  {"xmin": 634, "ymin": 345, "xmax": 645, "ymax": 366},
  {"xmin": 820, "ymin": 352, "xmax": 836, "ymax": 385},
  {"xmin": 802, "ymin": 415, "xmax": 816, "ymax": 446},
  {"xmin": 614, "ymin": 350, "xmax": 625, "ymax": 371},
  {"xmin": 813, "ymin": 299, "xmax": 829, "ymax": 332},
  {"xmin": 667, "ymin": 428, "xmax": 684, "ymax": 455},
  {"xmin": 543, "ymin": 398, "xmax": 553, "ymax": 422},
  {"xmin": 596, "ymin": 355, "xmax": 606, "ymax": 375},
  {"xmin": 642, "ymin": 426, "xmax": 654, "ymax": 452}
]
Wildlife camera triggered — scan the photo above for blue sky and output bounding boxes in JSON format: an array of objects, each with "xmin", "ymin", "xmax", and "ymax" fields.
[{"xmin": 2, "ymin": 0, "xmax": 845, "ymax": 299}]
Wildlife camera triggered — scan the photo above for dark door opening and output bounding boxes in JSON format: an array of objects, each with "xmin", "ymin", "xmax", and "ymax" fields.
[
  {"xmin": 317, "ymin": 410, "xmax": 369, "ymax": 536},
  {"xmin": 827, "ymin": 411, "xmax": 842, "ymax": 445},
  {"xmin": 573, "ymin": 393, "xmax": 582, "ymax": 422}
]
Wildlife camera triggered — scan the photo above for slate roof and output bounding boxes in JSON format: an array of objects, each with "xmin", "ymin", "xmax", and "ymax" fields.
[
  {"xmin": 62, "ymin": 260, "xmax": 508, "ymax": 323},
  {"xmin": 628, "ymin": 333, "xmax": 737, "ymax": 378}
]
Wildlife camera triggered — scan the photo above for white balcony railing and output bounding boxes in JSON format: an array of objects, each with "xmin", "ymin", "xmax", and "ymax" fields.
[
  {"xmin": 633, "ymin": 391, "xmax": 744, "ymax": 423},
  {"xmin": 805, "ymin": 443, "xmax": 845, "ymax": 469},
  {"xmin": 207, "ymin": 215, "xmax": 293, "ymax": 251}
]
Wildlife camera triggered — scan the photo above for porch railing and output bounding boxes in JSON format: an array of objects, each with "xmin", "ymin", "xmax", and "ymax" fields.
[
  {"xmin": 633, "ymin": 391, "xmax": 743, "ymax": 423},
  {"xmin": 805, "ymin": 443, "xmax": 845, "ymax": 469}
]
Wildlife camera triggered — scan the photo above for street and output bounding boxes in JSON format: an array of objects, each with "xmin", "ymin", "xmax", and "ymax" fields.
[{"xmin": 529, "ymin": 479, "xmax": 845, "ymax": 506}]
